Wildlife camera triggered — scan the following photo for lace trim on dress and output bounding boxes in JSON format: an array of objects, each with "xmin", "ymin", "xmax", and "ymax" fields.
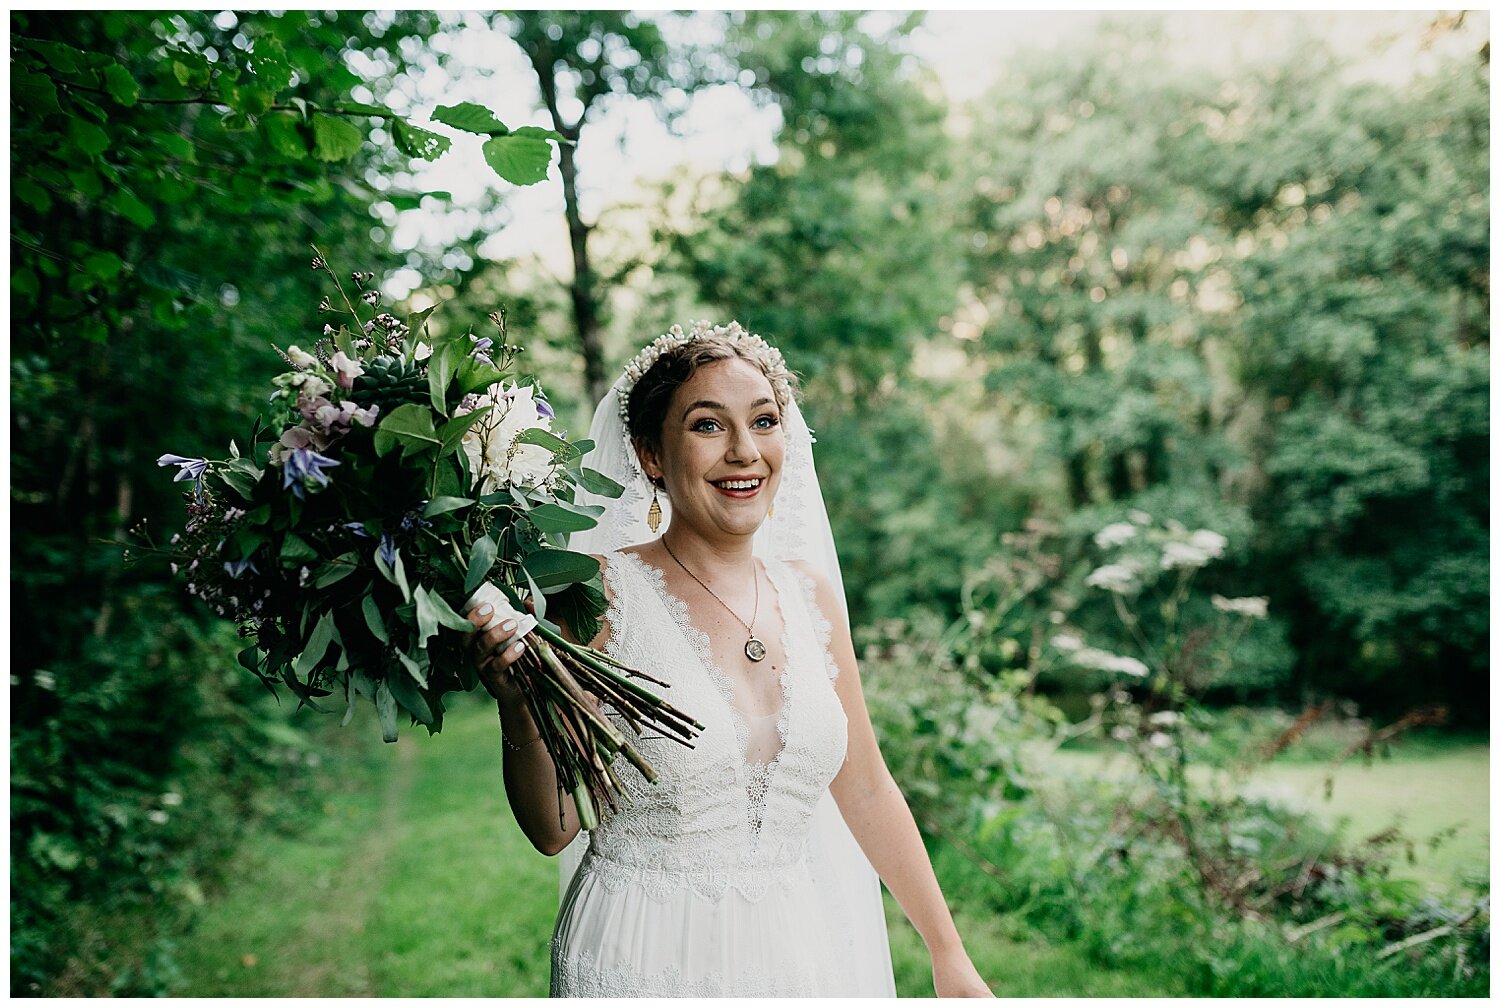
[{"xmin": 785, "ymin": 563, "xmax": 840, "ymax": 684}]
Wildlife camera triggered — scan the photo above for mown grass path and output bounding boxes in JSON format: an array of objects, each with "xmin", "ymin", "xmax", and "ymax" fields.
[
  {"xmin": 169, "ymin": 696, "xmax": 1484, "ymax": 997},
  {"xmin": 172, "ymin": 694, "xmax": 1153, "ymax": 997}
]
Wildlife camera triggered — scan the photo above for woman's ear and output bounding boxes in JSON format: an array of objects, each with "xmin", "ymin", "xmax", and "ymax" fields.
[{"xmin": 634, "ymin": 439, "xmax": 664, "ymax": 485}]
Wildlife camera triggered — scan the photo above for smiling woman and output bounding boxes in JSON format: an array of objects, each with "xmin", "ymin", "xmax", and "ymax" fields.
[{"xmin": 463, "ymin": 320, "xmax": 994, "ymax": 997}]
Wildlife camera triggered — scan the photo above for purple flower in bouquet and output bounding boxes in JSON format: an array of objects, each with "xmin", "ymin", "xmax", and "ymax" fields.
[
  {"xmin": 224, "ymin": 557, "xmax": 257, "ymax": 578},
  {"xmin": 282, "ymin": 447, "xmax": 340, "ymax": 499},
  {"xmin": 157, "ymin": 454, "xmax": 208, "ymax": 487},
  {"xmin": 377, "ymin": 533, "xmax": 399, "ymax": 568}
]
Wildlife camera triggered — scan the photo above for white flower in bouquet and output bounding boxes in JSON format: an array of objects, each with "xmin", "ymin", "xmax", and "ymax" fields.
[{"xmin": 459, "ymin": 381, "xmax": 559, "ymax": 493}]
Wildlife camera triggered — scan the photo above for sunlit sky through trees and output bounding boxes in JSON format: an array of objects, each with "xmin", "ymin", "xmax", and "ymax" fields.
[{"xmin": 383, "ymin": 9, "xmax": 1488, "ymax": 300}]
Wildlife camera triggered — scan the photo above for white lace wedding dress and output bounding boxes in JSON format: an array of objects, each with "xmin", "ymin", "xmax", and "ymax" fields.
[{"xmin": 549, "ymin": 549, "xmax": 889, "ymax": 997}]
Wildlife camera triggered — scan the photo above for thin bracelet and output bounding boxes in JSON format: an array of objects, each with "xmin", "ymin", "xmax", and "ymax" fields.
[{"xmin": 498, "ymin": 704, "xmax": 543, "ymax": 752}]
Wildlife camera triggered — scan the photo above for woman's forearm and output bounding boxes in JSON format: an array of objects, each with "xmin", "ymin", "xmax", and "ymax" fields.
[
  {"xmin": 497, "ymin": 696, "xmax": 581, "ymax": 855},
  {"xmin": 834, "ymin": 769, "xmax": 965, "ymax": 958}
]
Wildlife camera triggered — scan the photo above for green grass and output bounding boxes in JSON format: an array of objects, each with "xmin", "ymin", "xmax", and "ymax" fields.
[
  {"xmin": 1042, "ymin": 736, "xmax": 1489, "ymax": 895},
  {"xmin": 171, "ymin": 694, "xmax": 556, "ymax": 997},
  {"xmin": 164, "ymin": 698, "xmax": 1487, "ymax": 996}
]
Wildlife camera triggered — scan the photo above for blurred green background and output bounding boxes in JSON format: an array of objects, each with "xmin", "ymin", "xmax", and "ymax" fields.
[{"xmin": 10, "ymin": 10, "xmax": 1488, "ymax": 996}]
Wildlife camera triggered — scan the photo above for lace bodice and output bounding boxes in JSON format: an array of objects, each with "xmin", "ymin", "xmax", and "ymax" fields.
[{"xmin": 578, "ymin": 550, "xmax": 848, "ymax": 905}]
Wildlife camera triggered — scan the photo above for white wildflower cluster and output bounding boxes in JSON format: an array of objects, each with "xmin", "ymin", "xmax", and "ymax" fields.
[
  {"xmin": 1160, "ymin": 529, "xmax": 1228, "ymax": 570},
  {"xmin": 1211, "ymin": 593, "xmax": 1269, "ymax": 618},
  {"xmin": 1093, "ymin": 521, "xmax": 1138, "ymax": 548},
  {"xmin": 1086, "ymin": 562, "xmax": 1141, "ymax": 594},
  {"xmin": 458, "ymin": 382, "xmax": 558, "ymax": 493},
  {"xmin": 617, "ymin": 320, "xmax": 790, "ymax": 429},
  {"xmin": 1071, "ymin": 646, "xmax": 1151, "ymax": 678}
]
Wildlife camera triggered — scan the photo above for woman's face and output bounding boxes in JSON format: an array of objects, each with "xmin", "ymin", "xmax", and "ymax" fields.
[{"xmin": 638, "ymin": 356, "xmax": 785, "ymax": 542}]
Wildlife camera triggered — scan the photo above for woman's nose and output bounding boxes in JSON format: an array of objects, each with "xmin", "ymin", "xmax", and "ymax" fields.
[{"xmin": 725, "ymin": 423, "xmax": 761, "ymax": 463}]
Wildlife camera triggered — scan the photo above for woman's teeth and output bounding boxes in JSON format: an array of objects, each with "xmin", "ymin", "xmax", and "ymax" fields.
[{"xmin": 714, "ymin": 478, "xmax": 762, "ymax": 490}]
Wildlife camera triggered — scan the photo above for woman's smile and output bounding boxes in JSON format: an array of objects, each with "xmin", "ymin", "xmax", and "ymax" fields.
[{"xmin": 710, "ymin": 475, "xmax": 766, "ymax": 498}]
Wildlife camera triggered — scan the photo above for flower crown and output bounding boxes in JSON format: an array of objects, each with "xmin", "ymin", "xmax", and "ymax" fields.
[{"xmin": 617, "ymin": 319, "xmax": 791, "ymax": 429}]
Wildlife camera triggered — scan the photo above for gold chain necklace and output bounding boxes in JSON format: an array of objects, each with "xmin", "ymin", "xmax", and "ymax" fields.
[{"xmin": 661, "ymin": 537, "xmax": 767, "ymax": 662}]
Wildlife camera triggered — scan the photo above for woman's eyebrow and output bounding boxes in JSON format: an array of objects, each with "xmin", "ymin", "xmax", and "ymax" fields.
[
  {"xmin": 680, "ymin": 399, "xmax": 726, "ymax": 420},
  {"xmin": 681, "ymin": 397, "xmax": 777, "ymax": 420}
]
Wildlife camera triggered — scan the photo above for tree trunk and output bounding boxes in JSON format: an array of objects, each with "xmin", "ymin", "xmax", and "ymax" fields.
[{"xmin": 556, "ymin": 139, "xmax": 608, "ymax": 405}]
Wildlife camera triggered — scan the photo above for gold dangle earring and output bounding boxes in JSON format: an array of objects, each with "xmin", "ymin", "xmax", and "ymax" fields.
[{"xmin": 647, "ymin": 483, "xmax": 663, "ymax": 533}]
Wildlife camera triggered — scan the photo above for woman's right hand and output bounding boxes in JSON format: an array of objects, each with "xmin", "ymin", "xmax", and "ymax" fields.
[{"xmin": 465, "ymin": 603, "xmax": 529, "ymax": 703}]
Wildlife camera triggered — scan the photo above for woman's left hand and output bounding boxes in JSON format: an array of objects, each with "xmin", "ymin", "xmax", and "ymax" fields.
[{"xmin": 933, "ymin": 951, "xmax": 993, "ymax": 998}]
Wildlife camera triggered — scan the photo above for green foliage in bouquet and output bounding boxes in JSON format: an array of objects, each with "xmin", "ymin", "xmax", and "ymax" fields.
[{"xmin": 134, "ymin": 252, "xmax": 700, "ymax": 827}]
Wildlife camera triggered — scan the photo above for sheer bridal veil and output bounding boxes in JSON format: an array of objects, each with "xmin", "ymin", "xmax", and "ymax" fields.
[{"xmin": 560, "ymin": 363, "xmax": 896, "ymax": 996}]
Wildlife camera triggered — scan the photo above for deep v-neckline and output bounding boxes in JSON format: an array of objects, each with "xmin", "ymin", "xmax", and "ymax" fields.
[{"xmin": 614, "ymin": 550, "xmax": 797, "ymax": 836}]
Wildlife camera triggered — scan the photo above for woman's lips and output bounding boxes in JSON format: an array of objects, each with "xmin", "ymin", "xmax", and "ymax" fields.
[{"xmin": 710, "ymin": 477, "xmax": 764, "ymax": 499}]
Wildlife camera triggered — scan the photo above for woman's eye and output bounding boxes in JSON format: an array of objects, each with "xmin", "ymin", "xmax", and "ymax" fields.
[
  {"xmin": 691, "ymin": 418, "xmax": 722, "ymax": 432},
  {"xmin": 755, "ymin": 415, "xmax": 781, "ymax": 429}
]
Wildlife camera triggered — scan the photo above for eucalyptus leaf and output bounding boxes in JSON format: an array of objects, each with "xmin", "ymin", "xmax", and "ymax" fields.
[
  {"xmin": 528, "ymin": 502, "xmax": 598, "ymax": 533},
  {"xmin": 422, "ymin": 496, "xmax": 475, "ymax": 518},
  {"xmin": 579, "ymin": 466, "xmax": 625, "ymax": 499},
  {"xmin": 464, "ymin": 535, "xmax": 498, "ymax": 597},
  {"xmin": 293, "ymin": 611, "xmax": 336, "ymax": 677},
  {"xmin": 388, "ymin": 661, "xmax": 434, "ymax": 723},
  {"xmin": 361, "ymin": 592, "xmax": 388, "ymax": 644},
  {"xmin": 522, "ymin": 548, "xmax": 600, "ymax": 591},
  {"xmin": 374, "ymin": 678, "xmax": 399, "ymax": 742}
]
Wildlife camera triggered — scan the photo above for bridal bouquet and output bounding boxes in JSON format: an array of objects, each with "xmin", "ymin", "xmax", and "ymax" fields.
[{"xmin": 135, "ymin": 252, "xmax": 699, "ymax": 828}]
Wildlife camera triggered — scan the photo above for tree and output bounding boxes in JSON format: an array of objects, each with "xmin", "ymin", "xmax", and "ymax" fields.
[
  {"xmin": 498, "ymin": 11, "xmax": 723, "ymax": 404},
  {"xmin": 9, "ymin": 11, "xmax": 563, "ymax": 990}
]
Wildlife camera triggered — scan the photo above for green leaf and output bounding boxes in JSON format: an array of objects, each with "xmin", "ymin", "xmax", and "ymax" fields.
[
  {"xmin": 361, "ymin": 593, "xmax": 388, "ymax": 644},
  {"xmin": 464, "ymin": 535, "xmax": 498, "ymax": 597},
  {"xmin": 103, "ymin": 189, "xmax": 156, "ymax": 229},
  {"xmin": 312, "ymin": 113, "xmax": 363, "ymax": 162},
  {"xmin": 374, "ymin": 678, "xmax": 400, "ymax": 742},
  {"xmin": 281, "ymin": 533, "xmax": 318, "ymax": 562},
  {"xmin": 373, "ymin": 403, "xmax": 440, "ymax": 457},
  {"xmin": 432, "ymin": 101, "xmax": 508, "ymax": 135},
  {"xmin": 437, "ymin": 406, "xmax": 491, "ymax": 457},
  {"xmin": 373, "ymin": 543, "xmax": 411, "ymax": 603},
  {"xmin": 392, "ymin": 118, "xmax": 451, "ymax": 160},
  {"xmin": 512, "ymin": 125, "xmax": 571, "ymax": 144},
  {"xmin": 579, "ymin": 466, "xmax": 625, "ymax": 499},
  {"xmin": 102, "ymin": 63, "xmax": 139, "ymax": 106},
  {"xmin": 407, "ymin": 302, "xmax": 440, "ymax": 339},
  {"xmin": 526, "ymin": 503, "xmax": 598, "ymax": 534},
  {"xmin": 513, "ymin": 426, "xmax": 575, "ymax": 459},
  {"xmin": 29, "ymin": 39, "xmax": 84, "ymax": 74},
  {"xmin": 481, "ymin": 133, "xmax": 554, "ymax": 186},
  {"xmin": 13, "ymin": 176, "xmax": 52, "ymax": 214},
  {"xmin": 414, "ymin": 584, "xmax": 473, "ymax": 652},
  {"xmin": 249, "ymin": 36, "xmax": 293, "ymax": 92},
  {"xmin": 422, "ymin": 496, "xmax": 475, "ymax": 518},
  {"xmin": 12, "ymin": 268, "xmax": 39, "ymax": 304},
  {"xmin": 314, "ymin": 553, "xmax": 359, "ymax": 588},
  {"xmin": 388, "ymin": 660, "xmax": 433, "ymax": 721},
  {"xmin": 13, "ymin": 68, "xmax": 60, "ymax": 118},
  {"xmin": 294, "ymin": 611, "xmax": 337, "ymax": 677},
  {"xmin": 154, "ymin": 132, "xmax": 195, "ymax": 161},
  {"xmin": 522, "ymin": 548, "xmax": 600, "ymax": 591},
  {"xmin": 426, "ymin": 338, "xmax": 460, "ymax": 414},
  {"xmin": 334, "ymin": 101, "xmax": 394, "ymax": 117},
  {"xmin": 68, "ymin": 119, "xmax": 109, "ymax": 158},
  {"xmin": 264, "ymin": 112, "xmax": 308, "ymax": 158}
]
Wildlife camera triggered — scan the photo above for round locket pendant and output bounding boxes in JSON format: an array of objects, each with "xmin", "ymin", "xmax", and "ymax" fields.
[{"xmin": 745, "ymin": 637, "xmax": 767, "ymax": 662}]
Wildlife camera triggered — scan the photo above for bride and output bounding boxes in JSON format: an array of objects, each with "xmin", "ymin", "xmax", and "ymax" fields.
[{"xmin": 465, "ymin": 321, "xmax": 991, "ymax": 997}]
